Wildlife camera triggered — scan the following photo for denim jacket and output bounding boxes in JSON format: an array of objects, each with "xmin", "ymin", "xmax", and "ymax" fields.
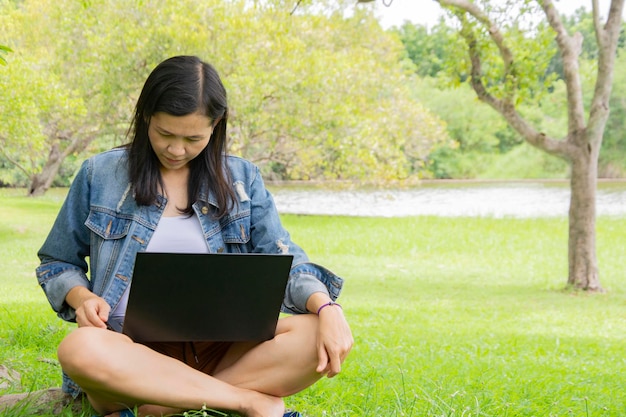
[{"xmin": 36, "ymin": 148, "xmax": 343, "ymax": 396}]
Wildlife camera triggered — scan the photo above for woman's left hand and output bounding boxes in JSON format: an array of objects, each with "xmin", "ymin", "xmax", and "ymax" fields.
[{"xmin": 315, "ymin": 304, "xmax": 353, "ymax": 378}]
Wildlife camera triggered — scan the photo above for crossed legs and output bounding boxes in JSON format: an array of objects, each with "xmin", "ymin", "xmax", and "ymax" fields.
[{"xmin": 57, "ymin": 314, "xmax": 321, "ymax": 417}]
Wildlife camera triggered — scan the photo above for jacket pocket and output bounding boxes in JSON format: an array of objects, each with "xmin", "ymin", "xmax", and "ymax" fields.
[
  {"xmin": 85, "ymin": 209, "xmax": 132, "ymax": 239},
  {"xmin": 220, "ymin": 212, "xmax": 251, "ymax": 245}
]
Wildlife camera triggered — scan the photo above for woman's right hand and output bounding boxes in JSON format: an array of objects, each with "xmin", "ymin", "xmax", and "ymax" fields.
[{"xmin": 66, "ymin": 286, "xmax": 111, "ymax": 328}]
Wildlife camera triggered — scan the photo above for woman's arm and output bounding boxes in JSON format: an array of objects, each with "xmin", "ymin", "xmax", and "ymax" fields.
[{"xmin": 36, "ymin": 160, "xmax": 92, "ymax": 321}]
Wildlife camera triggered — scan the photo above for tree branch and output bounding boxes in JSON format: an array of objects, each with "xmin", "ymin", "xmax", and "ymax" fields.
[
  {"xmin": 438, "ymin": 0, "xmax": 515, "ymax": 87},
  {"xmin": 539, "ymin": 0, "xmax": 585, "ymax": 140},
  {"xmin": 290, "ymin": 0, "xmax": 305, "ymax": 15},
  {"xmin": 586, "ymin": 0, "xmax": 625, "ymax": 147},
  {"xmin": 436, "ymin": 0, "xmax": 570, "ymax": 158},
  {"xmin": 539, "ymin": 0, "xmax": 586, "ymax": 138},
  {"xmin": 592, "ymin": 0, "xmax": 602, "ymax": 37},
  {"xmin": 0, "ymin": 138, "xmax": 31, "ymax": 178}
]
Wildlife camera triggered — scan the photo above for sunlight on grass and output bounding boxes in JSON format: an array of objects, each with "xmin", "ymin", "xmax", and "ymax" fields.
[{"xmin": 2, "ymin": 190, "xmax": 626, "ymax": 416}]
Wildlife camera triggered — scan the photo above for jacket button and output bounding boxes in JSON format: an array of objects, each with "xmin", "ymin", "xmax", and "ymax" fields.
[{"xmin": 201, "ymin": 206, "xmax": 209, "ymax": 215}]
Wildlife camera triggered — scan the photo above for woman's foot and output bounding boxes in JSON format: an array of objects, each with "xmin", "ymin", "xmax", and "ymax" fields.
[
  {"xmin": 239, "ymin": 391, "xmax": 284, "ymax": 417},
  {"xmin": 101, "ymin": 391, "xmax": 284, "ymax": 417}
]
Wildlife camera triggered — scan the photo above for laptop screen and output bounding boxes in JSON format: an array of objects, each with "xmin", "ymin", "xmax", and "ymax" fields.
[{"xmin": 121, "ymin": 252, "xmax": 294, "ymax": 342}]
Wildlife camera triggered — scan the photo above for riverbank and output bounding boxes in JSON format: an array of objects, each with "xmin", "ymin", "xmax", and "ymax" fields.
[
  {"xmin": 269, "ymin": 180, "xmax": 626, "ymax": 218},
  {"xmin": 4, "ymin": 180, "xmax": 626, "ymax": 218}
]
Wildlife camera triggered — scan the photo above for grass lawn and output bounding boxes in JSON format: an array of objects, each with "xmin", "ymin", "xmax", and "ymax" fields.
[{"xmin": 1, "ymin": 187, "xmax": 626, "ymax": 416}]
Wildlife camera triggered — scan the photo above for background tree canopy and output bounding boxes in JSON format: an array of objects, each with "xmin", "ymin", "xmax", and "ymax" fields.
[
  {"xmin": 394, "ymin": 6, "xmax": 626, "ymax": 179},
  {"xmin": 0, "ymin": 0, "xmax": 624, "ymax": 193},
  {"xmin": 0, "ymin": 0, "xmax": 447, "ymax": 193}
]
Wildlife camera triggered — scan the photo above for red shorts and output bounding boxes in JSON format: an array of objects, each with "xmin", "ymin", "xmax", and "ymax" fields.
[{"xmin": 142, "ymin": 341, "xmax": 234, "ymax": 374}]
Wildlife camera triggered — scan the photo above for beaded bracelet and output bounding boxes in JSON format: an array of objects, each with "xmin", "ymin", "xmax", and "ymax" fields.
[{"xmin": 317, "ymin": 301, "xmax": 342, "ymax": 315}]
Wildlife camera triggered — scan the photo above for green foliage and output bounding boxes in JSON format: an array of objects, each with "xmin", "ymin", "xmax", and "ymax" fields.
[
  {"xmin": 0, "ymin": 0, "xmax": 119, "ymax": 193},
  {"xmin": 394, "ymin": 2, "xmax": 626, "ymax": 180},
  {"xmin": 394, "ymin": 6, "xmax": 566, "ymax": 179},
  {"xmin": 0, "ymin": 0, "xmax": 448, "ymax": 188},
  {"xmin": 0, "ymin": 44, "xmax": 12, "ymax": 65},
  {"xmin": 216, "ymin": 1, "xmax": 448, "ymax": 180},
  {"xmin": 0, "ymin": 51, "xmax": 86, "ymax": 177},
  {"xmin": 479, "ymin": 142, "xmax": 569, "ymax": 179},
  {"xmin": 392, "ymin": 20, "xmax": 459, "ymax": 78},
  {"xmin": 408, "ymin": 77, "xmax": 524, "ymax": 178},
  {"xmin": 446, "ymin": 1, "xmax": 558, "ymax": 104},
  {"xmin": 394, "ymin": 19, "xmax": 472, "ymax": 86},
  {"xmin": 411, "ymin": 78, "xmax": 509, "ymax": 152}
]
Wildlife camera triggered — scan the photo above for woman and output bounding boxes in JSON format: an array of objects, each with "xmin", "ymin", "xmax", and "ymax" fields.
[{"xmin": 36, "ymin": 55, "xmax": 353, "ymax": 417}]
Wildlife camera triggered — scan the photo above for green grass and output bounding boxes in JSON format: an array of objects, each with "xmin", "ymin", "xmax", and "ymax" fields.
[{"xmin": 2, "ymin": 188, "xmax": 626, "ymax": 416}]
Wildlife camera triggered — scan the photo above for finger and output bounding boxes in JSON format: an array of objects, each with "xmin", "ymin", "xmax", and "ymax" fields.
[
  {"xmin": 86, "ymin": 310, "xmax": 107, "ymax": 328},
  {"xmin": 316, "ymin": 344, "xmax": 330, "ymax": 374},
  {"xmin": 327, "ymin": 351, "xmax": 342, "ymax": 378},
  {"xmin": 97, "ymin": 301, "xmax": 111, "ymax": 322},
  {"xmin": 84, "ymin": 300, "xmax": 108, "ymax": 328},
  {"xmin": 340, "ymin": 339, "xmax": 354, "ymax": 362},
  {"xmin": 76, "ymin": 313, "xmax": 103, "ymax": 328},
  {"xmin": 98, "ymin": 309, "xmax": 109, "ymax": 322}
]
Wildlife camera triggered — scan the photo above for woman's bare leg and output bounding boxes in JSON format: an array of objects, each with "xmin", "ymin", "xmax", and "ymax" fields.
[
  {"xmin": 58, "ymin": 314, "xmax": 323, "ymax": 416},
  {"xmin": 57, "ymin": 328, "xmax": 284, "ymax": 417},
  {"xmin": 214, "ymin": 314, "xmax": 322, "ymax": 397}
]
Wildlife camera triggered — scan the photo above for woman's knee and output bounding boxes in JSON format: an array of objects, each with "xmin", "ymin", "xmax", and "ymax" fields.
[{"xmin": 57, "ymin": 327, "xmax": 128, "ymax": 377}]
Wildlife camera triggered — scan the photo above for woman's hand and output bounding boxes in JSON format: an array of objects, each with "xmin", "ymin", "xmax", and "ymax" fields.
[
  {"xmin": 315, "ymin": 304, "xmax": 353, "ymax": 378},
  {"xmin": 306, "ymin": 293, "xmax": 354, "ymax": 378},
  {"xmin": 65, "ymin": 286, "xmax": 111, "ymax": 328}
]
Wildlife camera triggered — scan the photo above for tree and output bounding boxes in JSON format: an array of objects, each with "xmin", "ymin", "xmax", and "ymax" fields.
[
  {"xmin": 424, "ymin": 0, "xmax": 625, "ymax": 291},
  {"xmin": 0, "ymin": 0, "xmax": 145, "ymax": 195},
  {"xmin": 218, "ymin": 1, "xmax": 447, "ymax": 181},
  {"xmin": 392, "ymin": 21, "xmax": 456, "ymax": 78},
  {"xmin": 0, "ymin": 0, "xmax": 448, "ymax": 193}
]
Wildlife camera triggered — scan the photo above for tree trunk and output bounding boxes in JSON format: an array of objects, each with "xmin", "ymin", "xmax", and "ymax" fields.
[
  {"xmin": 28, "ymin": 143, "xmax": 63, "ymax": 197},
  {"xmin": 567, "ymin": 143, "xmax": 602, "ymax": 291}
]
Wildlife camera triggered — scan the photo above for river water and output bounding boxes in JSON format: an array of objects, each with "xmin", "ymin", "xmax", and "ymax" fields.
[{"xmin": 269, "ymin": 181, "xmax": 626, "ymax": 218}]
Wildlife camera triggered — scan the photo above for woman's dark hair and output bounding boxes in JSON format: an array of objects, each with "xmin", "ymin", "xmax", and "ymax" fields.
[{"xmin": 127, "ymin": 55, "xmax": 235, "ymax": 218}]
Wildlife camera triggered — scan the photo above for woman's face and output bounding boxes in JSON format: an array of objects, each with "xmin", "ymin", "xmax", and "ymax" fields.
[{"xmin": 148, "ymin": 112, "xmax": 214, "ymax": 172}]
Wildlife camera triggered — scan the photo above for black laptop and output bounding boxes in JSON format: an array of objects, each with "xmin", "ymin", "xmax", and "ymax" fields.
[{"xmin": 111, "ymin": 252, "xmax": 293, "ymax": 342}]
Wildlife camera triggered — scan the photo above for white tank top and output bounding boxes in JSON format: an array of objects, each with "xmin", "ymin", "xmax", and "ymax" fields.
[{"xmin": 110, "ymin": 214, "xmax": 209, "ymax": 319}]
